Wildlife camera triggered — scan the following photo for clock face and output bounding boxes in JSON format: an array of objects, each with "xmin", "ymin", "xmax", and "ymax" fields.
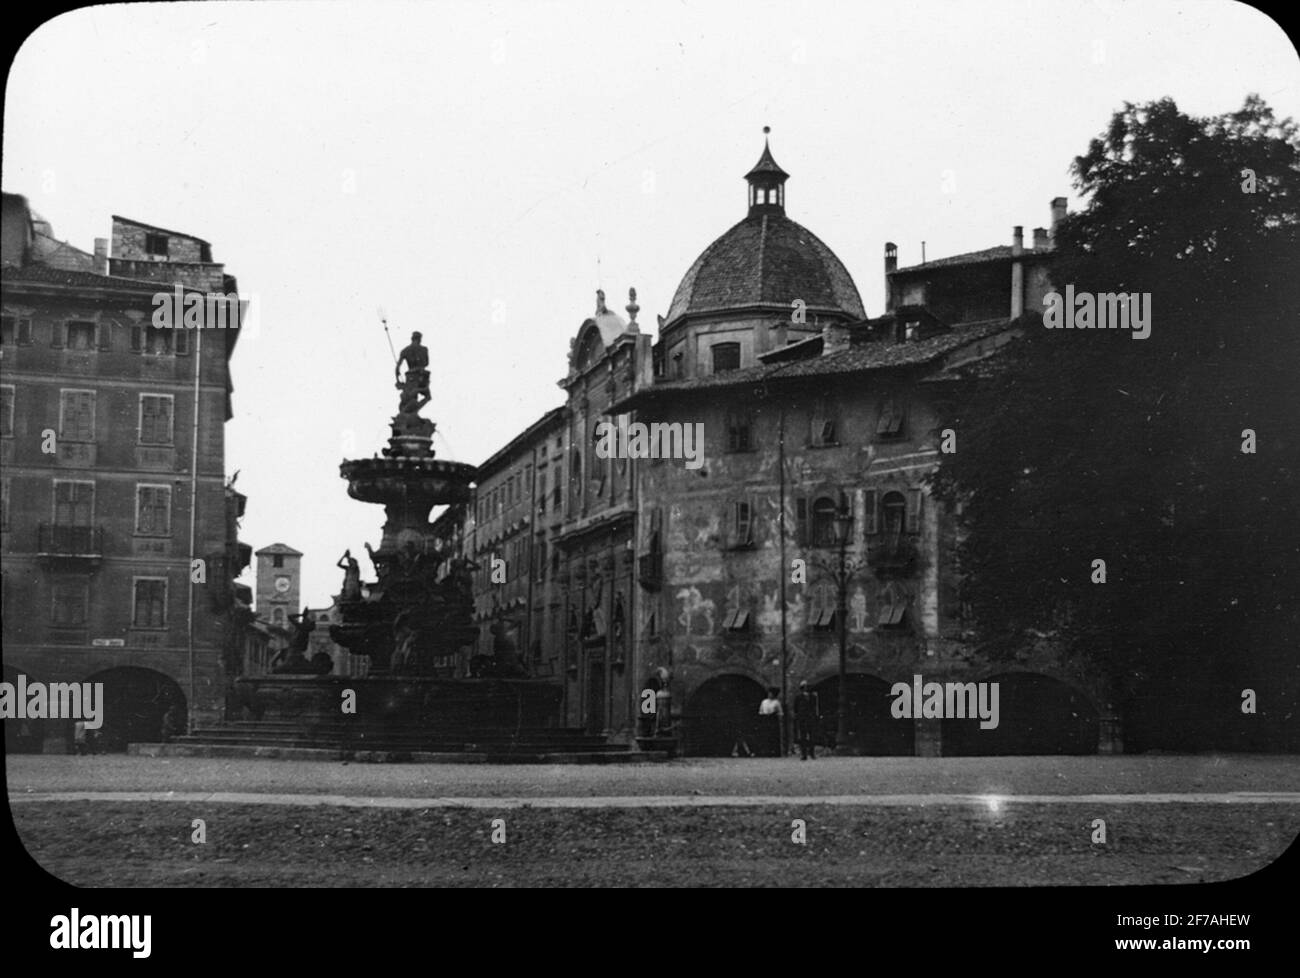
[{"xmin": 274, "ymin": 576, "xmax": 292, "ymax": 593}]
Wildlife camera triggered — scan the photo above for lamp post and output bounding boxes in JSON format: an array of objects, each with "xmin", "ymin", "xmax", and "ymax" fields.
[{"xmin": 831, "ymin": 494, "xmax": 854, "ymax": 752}]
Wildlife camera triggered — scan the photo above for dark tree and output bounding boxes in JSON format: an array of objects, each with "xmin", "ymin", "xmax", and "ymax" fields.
[{"xmin": 932, "ymin": 96, "xmax": 1300, "ymax": 749}]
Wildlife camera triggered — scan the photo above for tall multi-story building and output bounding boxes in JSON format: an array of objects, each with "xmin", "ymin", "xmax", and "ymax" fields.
[
  {"xmin": 446, "ymin": 138, "xmax": 1110, "ymax": 756},
  {"xmin": 1, "ymin": 193, "xmax": 249, "ymax": 751}
]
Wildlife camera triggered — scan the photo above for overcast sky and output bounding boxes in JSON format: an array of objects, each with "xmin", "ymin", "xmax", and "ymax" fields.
[{"xmin": 4, "ymin": 0, "xmax": 1297, "ymax": 607}]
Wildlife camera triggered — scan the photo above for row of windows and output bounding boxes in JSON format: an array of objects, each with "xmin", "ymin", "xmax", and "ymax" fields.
[
  {"xmin": 1, "ymin": 315, "xmax": 196, "ymax": 356},
  {"xmin": 0, "ymin": 478, "xmax": 176, "ymax": 536},
  {"xmin": 631, "ymin": 490, "xmax": 921, "ymax": 554},
  {"xmin": 723, "ymin": 399, "xmax": 907, "ymax": 452},
  {"xmin": 475, "ymin": 463, "xmax": 535, "ymax": 524},
  {"xmin": 467, "ymin": 399, "xmax": 912, "ymax": 529},
  {"xmin": 718, "ymin": 585, "xmax": 912, "ymax": 633},
  {"xmin": 46, "ymin": 576, "xmax": 170, "ymax": 628},
  {"xmin": 0, "ymin": 388, "xmax": 176, "ymax": 445}
]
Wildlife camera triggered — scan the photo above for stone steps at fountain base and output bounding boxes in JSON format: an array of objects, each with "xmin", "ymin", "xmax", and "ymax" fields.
[
  {"xmin": 130, "ymin": 742, "xmax": 669, "ymax": 764},
  {"xmin": 131, "ymin": 722, "xmax": 670, "ymax": 763}
]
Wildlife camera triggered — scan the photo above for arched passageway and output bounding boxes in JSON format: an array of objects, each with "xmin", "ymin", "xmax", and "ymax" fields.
[
  {"xmin": 82, "ymin": 667, "xmax": 187, "ymax": 753},
  {"xmin": 681, "ymin": 674, "xmax": 766, "ymax": 757},
  {"xmin": 811, "ymin": 674, "xmax": 915, "ymax": 755},
  {"xmin": 942, "ymin": 672, "xmax": 1097, "ymax": 755}
]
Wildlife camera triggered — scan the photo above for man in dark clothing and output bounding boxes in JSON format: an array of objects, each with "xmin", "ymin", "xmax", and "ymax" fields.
[{"xmin": 793, "ymin": 681, "xmax": 820, "ymax": 760}]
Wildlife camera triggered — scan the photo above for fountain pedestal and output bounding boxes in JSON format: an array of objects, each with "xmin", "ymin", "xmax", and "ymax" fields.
[{"xmin": 236, "ymin": 343, "xmax": 565, "ymax": 746}]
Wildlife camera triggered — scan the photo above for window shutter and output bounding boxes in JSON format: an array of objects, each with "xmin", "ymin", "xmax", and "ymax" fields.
[
  {"xmin": 863, "ymin": 490, "xmax": 878, "ymax": 535},
  {"xmin": 906, "ymin": 489, "xmax": 923, "ymax": 534},
  {"xmin": 55, "ymin": 482, "xmax": 73, "ymax": 524},
  {"xmin": 795, "ymin": 497, "xmax": 808, "ymax": 546},
  {"xmin": 175, "ymin": 328, "xmax": 189, "ymax": 355},
  {"xmin": 130, "ymin": 326, "xmax": 142, "ymax": 352}
]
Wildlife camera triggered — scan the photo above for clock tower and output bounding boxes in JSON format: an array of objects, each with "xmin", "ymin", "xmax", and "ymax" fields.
[{"xmin": 254, "ymin": 543, "xmax": 304, "ymax": 627}]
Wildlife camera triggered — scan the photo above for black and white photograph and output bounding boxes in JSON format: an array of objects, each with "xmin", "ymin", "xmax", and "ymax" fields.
[{"xmin": 1, "ymin": 0, "xmax": 1298, "ymax": 955}]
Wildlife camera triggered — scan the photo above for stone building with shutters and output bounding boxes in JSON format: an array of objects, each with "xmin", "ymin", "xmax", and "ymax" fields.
[
  {"xmin": 1, "ymin": 192, "xmax": 250, "ymax": 751},
  {"xmin": 455, "ymin": 137, "xmax": 1117, "ymax": 754}
]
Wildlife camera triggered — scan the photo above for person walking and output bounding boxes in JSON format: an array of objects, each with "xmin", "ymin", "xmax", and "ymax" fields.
[
  {"xmin": 793, "ymin": 681, "xmax": 821, "ymax": 760},
  {"xmin": 758, "ymin": 686, "xmax": 784, "ymax": 757},
  {"xmin": 730, "ymin": 710, "xmax": 754, "ymax": 757}
]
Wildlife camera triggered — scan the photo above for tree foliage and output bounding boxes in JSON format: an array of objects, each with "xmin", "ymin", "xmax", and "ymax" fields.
[{"xmin": 931, "ymin": 96, "xmax": 1300, "ymax": 740}]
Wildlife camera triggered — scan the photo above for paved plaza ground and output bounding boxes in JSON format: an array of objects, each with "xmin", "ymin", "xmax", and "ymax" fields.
[{"xmin": 7, "ymin": 754, "xmax": 1299, "ymax": 887}]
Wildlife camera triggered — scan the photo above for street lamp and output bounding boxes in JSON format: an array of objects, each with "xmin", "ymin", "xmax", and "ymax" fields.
[{"xmin": 831, "ymin": 492, "xmax": 854, "ymax": 752}]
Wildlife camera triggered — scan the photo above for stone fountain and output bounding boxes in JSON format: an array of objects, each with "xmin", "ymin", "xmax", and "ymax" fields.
[{"xmin": 229, "ymin": 335, "xmax": 566, "ymax": 753}]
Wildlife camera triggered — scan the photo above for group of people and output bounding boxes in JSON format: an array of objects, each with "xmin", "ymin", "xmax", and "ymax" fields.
[{"xmin": 731, "ymin": 681, "xmax": 823, "ymax": 760}]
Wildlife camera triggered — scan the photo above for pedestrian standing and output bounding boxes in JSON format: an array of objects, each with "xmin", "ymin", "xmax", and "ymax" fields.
[
  {"xmin": 793, "ymin": 681, "xmax": 821, "ymax": 760},
  {"xmin": 758, "ymin": 686, "xmax": 784, "ymax": 757}
]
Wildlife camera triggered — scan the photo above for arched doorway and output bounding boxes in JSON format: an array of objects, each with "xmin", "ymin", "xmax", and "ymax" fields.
[
  {"xmin": 682, "ymin": 674, "xmax": 765, "ymax": 757},
  {"xmin": 811, "ymin": 674, "xmax": 915, "ymax": 755},
  {"xmin": 942, "ymin": 672, "xmax": 1098, "ymax": 755},
  {"xmin": 2, "ymin": 664, "xmax": 62, "ymax": 754},
  {"xmin": 82, "ymin": 667, "xmax": 187, "ymax": 753}
]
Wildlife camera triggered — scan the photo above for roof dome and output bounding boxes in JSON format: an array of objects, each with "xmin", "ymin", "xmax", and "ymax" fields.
[
  {"xmin": 664, "ymin": 132, "xmax": 864, "ymax": 329},
  {"xmin": 665, "ymin": 212, "xmax": 865, "ymax": 327}
]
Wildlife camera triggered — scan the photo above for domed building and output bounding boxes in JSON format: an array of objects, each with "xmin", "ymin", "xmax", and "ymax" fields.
[
  {"xmin": 458, "ymin": 137, "xmax": 1115, "ymax": 759},
  {"xmin": 655, "ymin": 134, "xmax": 865, "ymax": 380}
]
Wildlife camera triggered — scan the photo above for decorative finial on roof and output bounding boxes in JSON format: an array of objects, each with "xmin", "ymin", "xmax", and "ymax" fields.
[
  {"xmin": 595, "ymin": 288, "xmax": 607, "ymax": 314},
  {"xmin": 745, "ymin": 128, "xmax": 789, "ymax": 215},
  {"xmin": 626, "ymin": 287, "xmax": 639, "ymax": 325}
]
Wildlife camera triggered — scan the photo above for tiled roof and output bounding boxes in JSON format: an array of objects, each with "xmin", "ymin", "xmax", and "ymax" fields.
[
  {"xmin": 665, "ymin": 212, "xmax": 865, "ymax": 326},
  {"xmin": 770, "ymin": 319, "xmax": 1008, "ymax": 379},
  {"xmin": 893, "ymin": 244, "xmax": 1053, "ymax": 275},
  {"xmin": 1, "ymin": 262, "xmax": 165, "ymax": 293},
  {"xmin": 745, "ymin": 141, "xmax": 789, "ymax": 180},
  {"xmin": 609, "ymin": 319, "xmax": 1011, "ymax": 412}
]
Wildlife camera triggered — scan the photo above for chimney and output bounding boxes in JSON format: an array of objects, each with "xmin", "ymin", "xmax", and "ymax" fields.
[
  {"xmin": 884, "ymin": 242, "xmax": 898, "ymax": 311},
  {"xmin": 1010, "ymin": 226, "xmax": 1025, "ymax": 319},
  {"xmin": 822, "ymin": 320, "xmax": 851, "ymax": 357},
  {"xmin": 1033, "ymin": 227, "xmax": 1049, "ymax": 251},
  {"xmin": 1050, "ymin": 197, "xmax": 1067, "ymax": 238},
  {"xmin": 93, "ymin": 237, "xmax": 108, "ymax": 275}
]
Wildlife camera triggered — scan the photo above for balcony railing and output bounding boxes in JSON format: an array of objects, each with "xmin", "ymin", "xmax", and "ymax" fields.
[
  {"xmin": 38, "ymin": 523, "xmax": 104, "ymax": 558},
  {"xmin": 638, "ymin": 551, "xmax": 663, "ymax": 590},
  {"xmin": 868, "ymin": 536, "xmax": 918, "ymax": 575}
]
